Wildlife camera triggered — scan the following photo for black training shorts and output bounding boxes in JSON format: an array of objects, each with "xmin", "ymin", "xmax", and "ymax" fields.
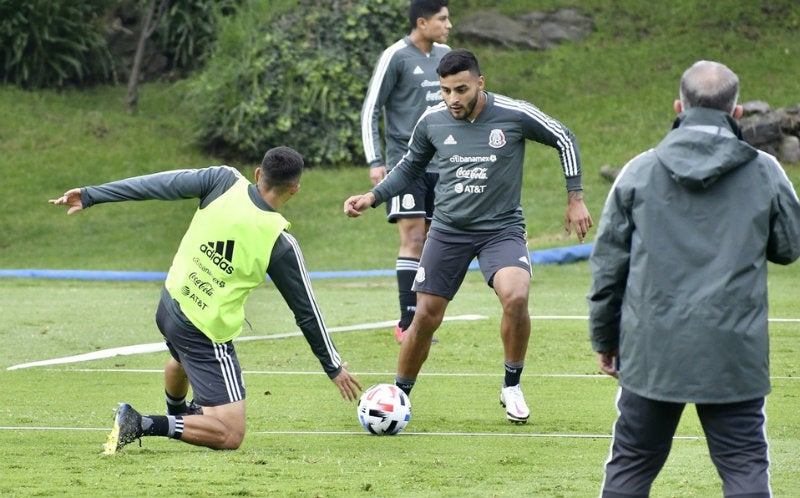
[
  {"xmin": 412, "ymin": 226, "xmax": 531, "ymax": 300},
  {"xmin": 385, "ymin": 172, "xmax": 438, "ymax": 222},
  {"xmin": 156, "ymin": 295, "xmax": 245, "ymax": 407}
]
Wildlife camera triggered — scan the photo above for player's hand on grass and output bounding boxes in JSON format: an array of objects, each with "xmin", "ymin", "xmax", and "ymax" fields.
[
  {"xmin": 332, "ymin": 362, "xmax": 363, "ymax": 401},
  {"xmin": 49, "ymin": 188, "xmax": 84, "ymax": 215},
  {"xmin": 343, "ymin": 193, "xmax": 376, "ymax": 218}
]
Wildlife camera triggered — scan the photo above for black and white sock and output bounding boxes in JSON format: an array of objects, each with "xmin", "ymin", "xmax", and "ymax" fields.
[
  {"xmin": 142, "ymin": 415, "xmax": 184, "ymax": 439},
  {"xmin": 395, "ymin": 375, "xmax": 416, "ymax": 396},
  {"xmin": 503, "ymin": 360, "xmax": 525, "ymax": 388},
  {"xmin": 396, "ymin": 257, "xmax": 419, "ymax": 330},
  {"xmin": 165, "ymin": 390, "xmax": 188, "ymax": 415}
]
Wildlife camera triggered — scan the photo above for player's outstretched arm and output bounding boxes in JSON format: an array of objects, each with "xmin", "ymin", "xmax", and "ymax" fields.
[
  {"xmin": 331, "ymin": 362, "xmax": 363, "ymax": 401},
  {"xmin": 48, "ymin": 188, "xmax": 84, "ymax": 215},
  {"xmin": 343, "ymin": 192, "xmax": 376, "ymax": 218}
]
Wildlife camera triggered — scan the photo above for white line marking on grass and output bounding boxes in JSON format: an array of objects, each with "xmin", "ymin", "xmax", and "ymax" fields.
[
  {"xmin": 532, "ymin": 316, "xmax": 800, "ymax": 323},
  {"xmin": 9, "ymin": 313, "xmax": 796, "ymax": 371},
  {"xmin": 6, "ymin": 343, "xmax": 169, "ymax": 371},
  {"xmin": 241, "ymin": 371, "xmax": 612, "ymax": 378},
  {"xmin": 46, "ymin": 368, "xmax": 603, "ymax": 378},
  {"xmin": 6, "ymin": 315, "xmax": 487, "ymax": 371},
  {"xmin": 0, "ymin": 426, "xmax": 699, "ymax": 441},
  {"xmin": 28, "ymin": 368, "xmax": 800, "ymax": 383},
  {"xmin": 0, "ymin": 426, "xmax": 108, "ymax": 432},
  {"xmin": 254, "ymin": 430, "xmax": 700, "ymax": 440}
]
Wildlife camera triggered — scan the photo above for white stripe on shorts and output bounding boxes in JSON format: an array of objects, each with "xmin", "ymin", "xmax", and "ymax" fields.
[{"xmin": 214, "ymin": 342, "xmax": 243, "ymax": 402}]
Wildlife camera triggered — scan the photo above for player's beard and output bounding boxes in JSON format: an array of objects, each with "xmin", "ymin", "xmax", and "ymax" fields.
[{"xmin": 449, "ymin": 92, "xmax": 480, "ymax": 121}]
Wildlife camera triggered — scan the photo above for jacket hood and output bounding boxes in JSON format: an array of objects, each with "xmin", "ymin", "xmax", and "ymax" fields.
[{"xmin": 653, "ymin": 108, "xmax": 758, "ymax": 190}]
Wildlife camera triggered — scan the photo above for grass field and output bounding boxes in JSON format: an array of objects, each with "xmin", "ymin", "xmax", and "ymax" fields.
[
  {"xmin": 2, "ymin": 262, "xmax": 799, "ymax": 497},
  {"xmin": 3, "ymin": 1, "xmax": 800, "ymax": 496}
]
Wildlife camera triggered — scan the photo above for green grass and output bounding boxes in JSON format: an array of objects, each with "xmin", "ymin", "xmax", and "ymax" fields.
[
  {"xmin": 4, "ymin": 0, "xmax": 799, "ymax": 271},
  {"xmin": 2, "ymin": 263, "xmax": 799, "ymax": 497},
  {"xmin": 2, "ymin": 1, "xmax": 800, "ymax": 496}
]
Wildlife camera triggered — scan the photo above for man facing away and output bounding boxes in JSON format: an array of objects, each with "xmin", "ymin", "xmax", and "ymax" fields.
[
  {"xmin": 588, "ymin": 60, "xmax": 800, "ymax": 496},
  {"xmin": 346, "ymin": 48, "xmax": 593, "ymax": 424},
  {"xmin": 361, "ymin": 0, "xmax": 452, "ymax": 341},
  {"xmin": 50, "ymin": 146, "xmax": 362, "ymax": 453}
]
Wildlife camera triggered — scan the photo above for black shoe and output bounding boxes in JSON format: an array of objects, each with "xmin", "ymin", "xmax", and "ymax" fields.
[
  {"xmin": 167, "ymin": 399, "xmax": 204, "ymax": 416},
  {"xmin": 184, "ymin": 400, "xmax": 203, "ymax": 415},
  {"xmin": 103, "ymin": 403, "xmax": 143, "ymax": 455}
]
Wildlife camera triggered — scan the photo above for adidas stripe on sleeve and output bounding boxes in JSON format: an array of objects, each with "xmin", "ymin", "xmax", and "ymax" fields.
[
  {"xmin": 361, "ymin": 40, "xmax": 406, "ymax": 167},
  {"xmin": 494, "ymin": 95, "xmax": 581, "ymax": 180},
  {"xmin": 267, "ymin": 232, "xmax": 343, "ymax": 378}
]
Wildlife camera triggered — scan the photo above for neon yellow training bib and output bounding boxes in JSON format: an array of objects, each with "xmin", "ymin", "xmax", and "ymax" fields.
[{"xmin": 165, "ymin": 179, "xmax": 289, "ymax": 343}]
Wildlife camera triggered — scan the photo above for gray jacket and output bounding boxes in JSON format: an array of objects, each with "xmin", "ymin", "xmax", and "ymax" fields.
[{"xmin": 588, "ymin": 108, "xmax": 800, "ymax": 403}]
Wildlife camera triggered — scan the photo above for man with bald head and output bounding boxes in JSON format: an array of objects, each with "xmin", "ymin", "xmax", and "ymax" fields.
[{"xmin": 588, "ymin": 60, "xmax": 800, "ymax": 496}]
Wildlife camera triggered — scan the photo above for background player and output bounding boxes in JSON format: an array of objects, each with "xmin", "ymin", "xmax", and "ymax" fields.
[{"xmin": 361, "ymin": 0, "xmax": 452, "ymax": 341}]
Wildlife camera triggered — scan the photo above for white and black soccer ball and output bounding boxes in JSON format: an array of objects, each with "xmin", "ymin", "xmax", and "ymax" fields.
[{"xmin": 357, "ymin": 383, "xmax": 411, "ymax": 435}]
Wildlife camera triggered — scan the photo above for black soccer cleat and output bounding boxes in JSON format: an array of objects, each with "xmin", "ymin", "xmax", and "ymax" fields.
[
  {"xmin": 103, "ymin": 403, "xmax": 144, "ymax": 455},
  {"xmin": 184, "ymin": 400, "xmax": 204, "ymax": 416}
]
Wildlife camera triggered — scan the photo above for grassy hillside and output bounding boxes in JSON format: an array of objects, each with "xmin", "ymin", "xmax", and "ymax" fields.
[
  {"xmin": 2, "ymin": 5, "xmax": 800, "ymax": 495},
  {"xmin": 2, "ymin": 0, "xmax": 799, "ymax": 271}
]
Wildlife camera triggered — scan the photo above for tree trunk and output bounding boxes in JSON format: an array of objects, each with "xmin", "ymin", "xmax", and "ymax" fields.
[{"xmin": 125, "ymin": 0, "xmax": 167, "ymax": 114}]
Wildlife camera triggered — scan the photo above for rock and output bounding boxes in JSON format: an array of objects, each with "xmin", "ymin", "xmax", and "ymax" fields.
[
  {"xmin": 778, "ymin": 135, "xmax": 800, "ymax": 163},
  {"xmin": 599, "ymin": 165, "xmax": 620, "ymax": 182},
  {"xmin": 739, "ymin": 102, "xmax": 800, "ymax": 163},
  {"xmin": 456, "ymin": 8, "xmax": 594, "ymax": 50},
  {"xmin": 781, "ymin": 105, "xmax": 800, "ymax": 135},
  {"xmin": 740, "ymin": 110, "xmax": 785, "ymax": 146},
  {"xmin": 741, "ymin": 100, "xmax": 772, "ymax": 117}
]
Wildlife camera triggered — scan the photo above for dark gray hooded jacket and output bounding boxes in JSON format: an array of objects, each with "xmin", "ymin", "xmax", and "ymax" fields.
[{"xmin": 588, "ymin": 107, "xmax": 800, "ymax": 403}]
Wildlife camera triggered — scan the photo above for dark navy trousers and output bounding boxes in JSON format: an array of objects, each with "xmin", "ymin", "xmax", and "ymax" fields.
[{"xmin": 601, "ymin": 388, "xmax": 771, "ymax": 497}]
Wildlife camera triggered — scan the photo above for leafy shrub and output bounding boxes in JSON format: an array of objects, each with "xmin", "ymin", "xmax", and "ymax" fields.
[
  {"xmin": 186, "ymin": 0, "xmax": 408, "ymax": 166},
  {"xmin": 155, "ymin": 0, "xmax": 239, "ymax": 73},
  {"xmin": 0, "ymin": 0, "xmax": 115, "ymax": 88}
]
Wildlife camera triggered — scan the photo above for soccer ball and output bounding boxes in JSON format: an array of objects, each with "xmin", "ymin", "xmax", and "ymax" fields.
[{"xmin": 357, "ymin": 383, "xmax": 411, "ymax": 435}]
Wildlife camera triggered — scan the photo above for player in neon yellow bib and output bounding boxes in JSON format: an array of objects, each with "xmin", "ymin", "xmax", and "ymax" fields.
[
  {"xmin": 50, "ymin": 146, "xmax": 362, "ymax": 453},
  {"xmin": 165, "ymin": 178, "xmax": 289, "ymax": 343}
]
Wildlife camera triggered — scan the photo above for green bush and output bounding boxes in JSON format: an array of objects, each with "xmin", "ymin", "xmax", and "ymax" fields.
[
  {"xmin": 186, "ymin": 0, "xmax": 408, "ymax": 166},
  {"xmin": 0, "ymin": 0, "xmax": 114, "ymax": 88},
  {"xmin": 155, "ymin": 0, "xmax": 239, "ymax": 73}
]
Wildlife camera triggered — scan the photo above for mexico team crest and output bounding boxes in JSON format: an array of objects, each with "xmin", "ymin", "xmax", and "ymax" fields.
[
  {"xmin": 401, "ymin": 194, "xmax": 416, "ymax": 210},
  {"xmin": 488, "ymin": 129, "xmax": 506, "ymax": 148}
]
